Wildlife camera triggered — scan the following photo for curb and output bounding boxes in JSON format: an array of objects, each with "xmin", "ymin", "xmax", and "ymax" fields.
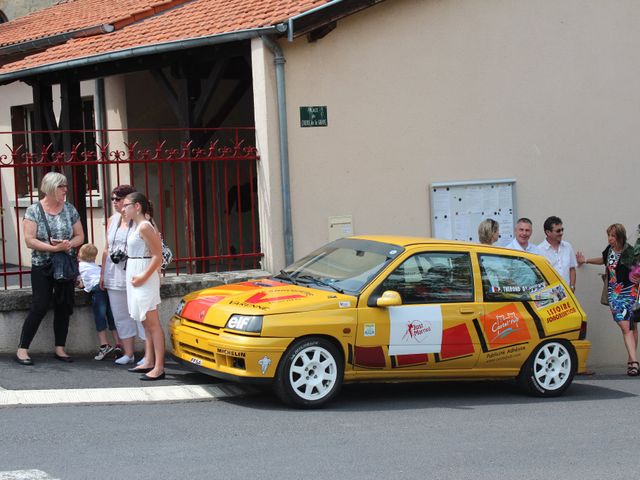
[{"xmin": 0, "ymin": 383, "xmax": 256, "ymax": 407}]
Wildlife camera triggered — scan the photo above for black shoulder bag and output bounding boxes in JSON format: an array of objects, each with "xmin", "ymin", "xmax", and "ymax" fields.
[{"xmin": 37, "ymin": 202, "xmax": 80, "ymax": 282}]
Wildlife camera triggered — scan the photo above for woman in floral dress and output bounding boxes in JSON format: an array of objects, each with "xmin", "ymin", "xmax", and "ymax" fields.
[{"xmin": 577, "ymin": 224, "xmax": 639, "ymax": 375}]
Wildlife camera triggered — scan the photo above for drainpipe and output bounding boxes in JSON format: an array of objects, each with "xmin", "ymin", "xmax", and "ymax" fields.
[{"xmin": 261, "ymin": 35, "xmax": 294, "ymax": 266}]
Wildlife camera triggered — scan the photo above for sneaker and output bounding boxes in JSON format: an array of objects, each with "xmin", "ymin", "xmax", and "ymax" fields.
[
  {"xmin": 94, "ymin": 344, "xmax": 114, "ymax": 361},
  {"xmin": 112, "ymin": 344, "xmax": 123, "ymax": 358},
  {"xmin": 136, "ymin": 357, "xmax": 146, "ymax": 366},
  {"xmin": 115, "ymin": 354, "xmax": 135, "ymax": 365}
]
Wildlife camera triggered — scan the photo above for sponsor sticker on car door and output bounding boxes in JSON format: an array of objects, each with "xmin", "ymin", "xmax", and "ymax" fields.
[{"xmin": 388, "ymin": 305, "xmax": 443, "ymax": 356}]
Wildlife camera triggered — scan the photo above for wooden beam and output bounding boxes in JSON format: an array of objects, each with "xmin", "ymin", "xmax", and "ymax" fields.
[
  {"xmin": 59, "ymin": 79, "xmax": 87, "ymax": 239},
  {"xmin": 193, "ymin": 58, "xmax": 228, "ymax": 125},
  {"xmin": 151, "ymin": 68, "xmax": 186, "ymax": 125},
  {"xmin": 204, "ymin": 77, "xmax": 251, "ymax": 129}
]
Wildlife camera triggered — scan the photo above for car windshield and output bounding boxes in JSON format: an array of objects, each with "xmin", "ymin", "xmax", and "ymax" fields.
[{"xmin": 276, "ymin": 238, "xmax": 404, "ymax": 295}]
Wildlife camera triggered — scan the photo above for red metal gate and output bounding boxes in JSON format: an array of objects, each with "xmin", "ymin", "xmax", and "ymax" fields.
[{"xmin": 0, "ymin": 127, "xmax": 262, "ymax": 289}]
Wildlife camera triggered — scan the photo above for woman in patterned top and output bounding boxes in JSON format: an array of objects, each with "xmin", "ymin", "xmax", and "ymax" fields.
[
  {"xmin": 577, "ymin": 224, "xmax": 639, "ymax": 376},
  {"xmin": 15, "ymin": 172, "xmax": 84, "ymax": 365}
]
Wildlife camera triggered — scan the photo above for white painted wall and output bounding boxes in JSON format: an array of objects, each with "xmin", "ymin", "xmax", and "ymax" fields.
[{"xmin": 277, "ymin": 0, "xmax": 640, "ymax": 368}]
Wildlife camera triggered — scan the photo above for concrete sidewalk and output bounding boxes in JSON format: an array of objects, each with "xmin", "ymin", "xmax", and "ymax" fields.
[{"xmin": 0, "ymin": 354, "xmax": 259, "ymax": 406}]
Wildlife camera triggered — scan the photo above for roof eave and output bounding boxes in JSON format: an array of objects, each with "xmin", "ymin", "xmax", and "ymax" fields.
[
  {"xmin": 0, "ymin": 24, "xmax": 115, "ymax": 58},
  {"xmin": 287, "ymin": 0, "xmax": 387, "ymax": 41},
  {"xmin": 0, "ymin": 25, "xmax": 281, "ymax": 85}
]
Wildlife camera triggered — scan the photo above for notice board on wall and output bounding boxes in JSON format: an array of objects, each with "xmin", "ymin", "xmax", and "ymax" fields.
[{"xmin": 429, "ymin": 179, "xmax": 516, "ymax": 244}]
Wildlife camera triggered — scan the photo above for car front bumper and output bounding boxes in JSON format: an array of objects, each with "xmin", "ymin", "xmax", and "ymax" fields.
[{"xmin": 169, "ymin": 315, "xmax": 292, "ymax": 383}]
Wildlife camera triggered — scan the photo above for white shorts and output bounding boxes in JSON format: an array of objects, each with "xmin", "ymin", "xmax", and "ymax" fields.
[{"xmin": 107, "ymin": 288, "xmax": 145, "ymax": 340}]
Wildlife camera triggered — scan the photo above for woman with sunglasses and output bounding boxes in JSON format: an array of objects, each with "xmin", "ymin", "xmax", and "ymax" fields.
[
  {"xmin": 121, "ymin": 192, "xmax": 165, "ymax": 380},
  {"xmin": 99, "ymin": 185, "xmax": 144, "ymax": 365}
]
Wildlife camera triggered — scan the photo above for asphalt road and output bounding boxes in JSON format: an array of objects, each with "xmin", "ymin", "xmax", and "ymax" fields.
[{"xmin": 1, "ymin": 372, "xmax": 638, "ymax": 480}]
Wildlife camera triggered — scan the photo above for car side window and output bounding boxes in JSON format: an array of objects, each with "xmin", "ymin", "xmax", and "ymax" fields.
[
  {"xmin": 478, "ymin": 253, "xmax": 548, "ymax": 301},
  {"xmin": 378, "ymin": 252, "xmax": 474, "ymax": 304}
]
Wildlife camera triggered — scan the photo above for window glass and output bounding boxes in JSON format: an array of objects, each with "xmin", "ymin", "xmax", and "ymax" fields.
[
  {"xmin": 379, "ymin": 252, "xmax": 474, "ymax": 304},
  {"xmin": 10, "ymin": 97, "xmax": 98, "ymax": 195},
  {"xmin": 479, "ymin": 254, "xmax": 548, "ymax": 301},
  {"xmin": 278, "ymin": 238, "xmax": 403, "ymax": 295}
]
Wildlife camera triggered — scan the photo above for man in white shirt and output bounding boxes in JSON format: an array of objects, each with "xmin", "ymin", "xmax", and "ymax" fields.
[
  {"xmin": 538, "ymin": 216, "xmax": 577, "ymax": 291},
  {"xmin": 506, "ymin": 217, "xmax": 541, "ymax": 254}
]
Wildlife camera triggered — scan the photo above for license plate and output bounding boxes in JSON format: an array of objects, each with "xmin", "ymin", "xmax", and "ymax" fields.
[{"xmin": 190, "ymin": 357, "xmax": 202, "ymax": 366}]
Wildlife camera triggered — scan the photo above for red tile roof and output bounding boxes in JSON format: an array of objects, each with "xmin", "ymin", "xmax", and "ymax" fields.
[
  {"xmin": 0, "ymin": 0, "xmax": 192, "ymax": 47},
  {"xmin": 0, "ymin": 0, "xmax": 331, "ymax": 77}
]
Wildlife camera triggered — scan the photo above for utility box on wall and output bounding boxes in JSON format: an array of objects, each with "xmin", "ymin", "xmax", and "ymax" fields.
[{"xmin": 328, "ymin": 215, "xmax": 353, "ymax": 241}]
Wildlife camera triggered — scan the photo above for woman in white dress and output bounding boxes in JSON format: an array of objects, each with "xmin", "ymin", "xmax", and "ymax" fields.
[{"xmin": 121, "ymin": 192, "xmax": 165, "ymax": 380}]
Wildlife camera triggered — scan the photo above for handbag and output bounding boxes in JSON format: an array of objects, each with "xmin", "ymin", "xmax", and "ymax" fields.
[
  {"xmin": 600, "ymin": 272, "xmax": 609, "ymax": 306},
  {"xmin": 51, "ymin": 251, "xmax": 80, "ymax": 282},
  {"xmin": 37, "ymin": 202, "xmax": 79, "ymax": 282},
  {"xmin": 160, "ymin": 236, "xmax": 173, "ymax": 271}
]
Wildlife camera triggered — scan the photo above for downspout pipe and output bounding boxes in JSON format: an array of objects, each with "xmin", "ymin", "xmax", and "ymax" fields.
[{"xmin": 260, "ymin": 34, "xmax": 294, "ymax": 266}]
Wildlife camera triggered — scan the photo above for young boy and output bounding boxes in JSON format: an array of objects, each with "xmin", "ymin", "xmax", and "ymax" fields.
[{"xmin": 78, "ymin": 244, "xmax": 122, "ymax": 360}]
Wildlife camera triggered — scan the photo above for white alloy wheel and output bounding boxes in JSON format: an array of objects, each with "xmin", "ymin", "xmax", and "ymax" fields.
[
  {"xmin": 519, "ymin": 340, "xmax": 576, "ymax": 397},
  {"xmin": 289, "ymin": 344, "xmax": 338, "ymax": 401},
  {"xmin": 275, "ymin": 337, "xmax": 344, "ymax": 408},
  {"xmin": 532, "ymin": 342, "xmax": 571, "ymax": 390}
]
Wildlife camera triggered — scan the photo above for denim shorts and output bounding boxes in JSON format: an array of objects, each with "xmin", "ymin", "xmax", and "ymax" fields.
[{"xmin": 90, "ymin": 286, "xmax": 116, "ymax": 332}]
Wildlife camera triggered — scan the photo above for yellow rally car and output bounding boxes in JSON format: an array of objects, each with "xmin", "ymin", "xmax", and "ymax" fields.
[{"xmin": 170, "ymin": 236, "xmax": 590, "ymax": 408}]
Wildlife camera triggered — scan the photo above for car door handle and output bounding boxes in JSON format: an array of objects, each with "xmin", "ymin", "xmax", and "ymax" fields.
[{"xmin": 459, "ymin": 307, "xmax": 475, "ymax": 314}]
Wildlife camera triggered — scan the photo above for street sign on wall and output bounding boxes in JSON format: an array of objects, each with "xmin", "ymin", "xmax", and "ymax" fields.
[{"xmin": 300, "ymin": 106, "xmax": 328, "ymax": 127}]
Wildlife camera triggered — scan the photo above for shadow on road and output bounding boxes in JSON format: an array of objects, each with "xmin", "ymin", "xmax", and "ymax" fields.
[{"xmin": 220, "ymin": 377, "xmax": 636, "ymax": 412}]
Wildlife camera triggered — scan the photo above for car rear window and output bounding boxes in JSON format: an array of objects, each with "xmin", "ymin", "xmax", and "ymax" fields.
[{"xmin": 478, "ymin": 253, "xmax": 548, "ymax": 301}]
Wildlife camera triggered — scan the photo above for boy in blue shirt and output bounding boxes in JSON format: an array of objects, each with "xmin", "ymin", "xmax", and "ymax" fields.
[{"xmin": 78, "ymin": 244, "xmax": 121, "ymax": 360}]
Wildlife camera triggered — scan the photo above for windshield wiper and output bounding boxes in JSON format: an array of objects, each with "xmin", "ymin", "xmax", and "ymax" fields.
[
  {"xmin": 277, "ymin": 269, "xmax": 299, "ymax": 285},
  {"xmin": 297, "ymin": 275, "xmax": 344, "ymax": 294}
]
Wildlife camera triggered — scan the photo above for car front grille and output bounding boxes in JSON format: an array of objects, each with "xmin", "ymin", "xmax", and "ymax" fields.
[
  {"xmin": 179, "ymin": 342, "xmax": 216, "ymax": 363},
  {"xmin": 183, "ymin": 319, "xmax": 222, "ymax": 335}
]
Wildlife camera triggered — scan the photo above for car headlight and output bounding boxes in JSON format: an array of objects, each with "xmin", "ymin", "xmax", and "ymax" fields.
[
  {"xmin": 175, "ymin": 299, "xmax": 186, "ymax": 317},
  {"xmin": 225, "ymin": 314, "xmax": 263, "ymax": 333}
]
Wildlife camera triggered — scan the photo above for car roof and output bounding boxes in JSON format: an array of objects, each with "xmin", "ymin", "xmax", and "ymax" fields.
[{"xmin": 349, "ymin": 235, "xmax": 540, "ymax": 257}]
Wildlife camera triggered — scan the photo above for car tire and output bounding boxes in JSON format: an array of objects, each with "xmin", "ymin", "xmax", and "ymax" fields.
[
  {"xmin": 518, "ymin": 340, "xmax": 576, "ymax": 397},
  {"xmin": 274, "ymin": 337, "xmax": 343, "ymax": 408}
]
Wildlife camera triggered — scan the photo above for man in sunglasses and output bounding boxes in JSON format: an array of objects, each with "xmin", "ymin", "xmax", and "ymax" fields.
[{"xmin": 538, "ymin": 216, "xmax": 577, "ymax": 291}]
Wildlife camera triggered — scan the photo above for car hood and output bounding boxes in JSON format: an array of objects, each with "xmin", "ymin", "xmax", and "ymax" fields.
[{"xmin": 178, "ymin": 278, "xmax": 357, "ymax": 327}]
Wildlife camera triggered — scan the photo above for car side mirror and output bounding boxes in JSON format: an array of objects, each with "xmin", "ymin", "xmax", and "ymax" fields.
[{"xmin": 376, "ymin": 290, "xmax": 402, "ymax": 307}]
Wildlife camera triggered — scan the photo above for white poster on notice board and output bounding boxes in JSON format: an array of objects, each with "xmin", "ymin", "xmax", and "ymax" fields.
[{"xmin": 429, "ymin": 179, "xmax": 516, "ymax": 244}]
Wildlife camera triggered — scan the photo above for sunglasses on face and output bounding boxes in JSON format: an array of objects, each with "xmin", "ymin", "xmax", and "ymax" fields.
[{"xmin": 111, "ymin": 197, "xmax": 122, "ymax": 202}]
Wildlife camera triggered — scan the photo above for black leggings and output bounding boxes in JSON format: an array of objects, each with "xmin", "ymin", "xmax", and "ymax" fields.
[{"xmin": 18, "ymin": 265, "xmax": 75, "ymax": 349}]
